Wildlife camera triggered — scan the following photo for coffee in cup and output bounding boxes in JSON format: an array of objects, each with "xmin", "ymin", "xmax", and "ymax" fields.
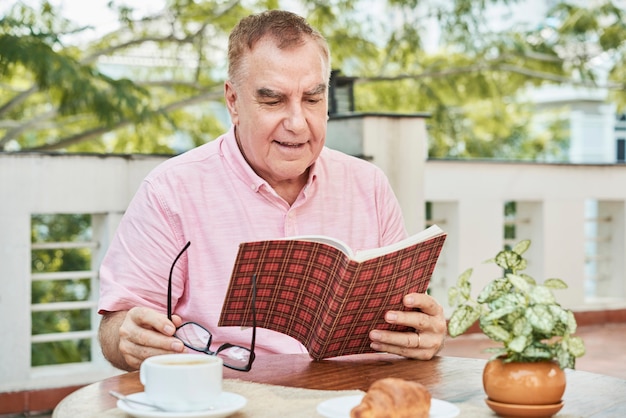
[{"xmin": 140, "ymin": 353, "xmax": 223, "ymax": 412}]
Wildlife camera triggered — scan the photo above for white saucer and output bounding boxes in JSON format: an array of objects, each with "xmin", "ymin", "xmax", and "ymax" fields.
[
  {"xmin": 116, "ymin": 391, "xmax": 246, "ymax": 418},
  {"xmin": 317, "ymin": 394, "xmax": 460, "ymax": 418}
]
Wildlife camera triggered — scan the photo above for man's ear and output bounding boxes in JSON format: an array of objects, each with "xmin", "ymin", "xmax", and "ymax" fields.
[{"xmin": 224, "ymin": 81, "xmax": 239, "ymax": 124}]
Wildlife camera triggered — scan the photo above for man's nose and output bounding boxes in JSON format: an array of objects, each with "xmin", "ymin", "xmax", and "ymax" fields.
[{"xmin": 283, "ymin": 102, "xmax": 307, "ymax": 133}]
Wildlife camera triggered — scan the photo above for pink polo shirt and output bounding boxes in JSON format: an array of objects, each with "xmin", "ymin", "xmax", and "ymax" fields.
[{"xmin": 98, "ymin": 126, "xmax": 407, "ymax": 355}]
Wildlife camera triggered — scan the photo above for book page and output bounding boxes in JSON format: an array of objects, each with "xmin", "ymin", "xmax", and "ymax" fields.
[
  {"xmin": 280, "ymin": 235, "xmax": 354, "ymax": 257},
  {"xmin": 353, "ymin": 224, "xmax": 444, "ymax": 262}
]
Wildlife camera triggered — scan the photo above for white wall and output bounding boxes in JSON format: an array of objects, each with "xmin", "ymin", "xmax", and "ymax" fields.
[{"xmin": 0, "ymin": 153, "xmax": 166, "ymax": 391}]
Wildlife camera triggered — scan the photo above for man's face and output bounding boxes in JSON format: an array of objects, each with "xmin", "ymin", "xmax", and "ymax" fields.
[{"xmin": 225, "ymin": 37, "xmax": 329, "ymax": 189}]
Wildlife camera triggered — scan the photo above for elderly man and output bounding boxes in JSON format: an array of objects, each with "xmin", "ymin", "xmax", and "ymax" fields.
[{"xmin": 98, "ymin": 9, "xmax": 446, "ymax": 371}]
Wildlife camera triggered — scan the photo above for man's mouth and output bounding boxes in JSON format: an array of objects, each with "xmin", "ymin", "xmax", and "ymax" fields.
[{"xmin": 275, "ymin": 141, "xmax": 304, "ymax": 148}]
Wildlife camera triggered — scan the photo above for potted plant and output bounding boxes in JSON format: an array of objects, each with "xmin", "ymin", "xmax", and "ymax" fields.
[{"xmin": 447, "ymin": 239, "xmax": 586, "ymax": 417}]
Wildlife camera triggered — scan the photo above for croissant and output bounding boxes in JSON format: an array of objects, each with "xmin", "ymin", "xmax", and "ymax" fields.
[{"xmin": 350, "ymin": 377, "xmax": 431, "ymax": 418}]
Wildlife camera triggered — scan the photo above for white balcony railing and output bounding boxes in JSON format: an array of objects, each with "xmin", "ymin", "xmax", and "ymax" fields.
[{"xmin": 2, "ymin": 114, "xmax": 626, "ymax": 396}]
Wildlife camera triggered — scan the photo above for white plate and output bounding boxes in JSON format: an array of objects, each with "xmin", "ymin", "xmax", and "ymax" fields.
[
  {"xmin": 116, "ymin": 391, "xmax": 246, "ymax": 418},
  {"xmin": 316, "ymin": 394, "xmax": 460, "ymax": 418}
]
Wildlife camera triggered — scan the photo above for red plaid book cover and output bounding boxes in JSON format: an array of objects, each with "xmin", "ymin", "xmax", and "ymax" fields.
[{"xmin": 218, "ymin": 228, "xmax": 447, "ymax": 360}]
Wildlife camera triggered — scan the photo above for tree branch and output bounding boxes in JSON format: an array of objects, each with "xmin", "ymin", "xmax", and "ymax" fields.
[
  {"xmin": 0, "ymin": 109, "xmax": 58, "ymax": 148},
  {"xmin": 27, "ymin": 90, "xmax": 223, "ymax": 151},
  {"xmin": 356, "ymin": 62, "xmax": 625, "ymax": 91}
]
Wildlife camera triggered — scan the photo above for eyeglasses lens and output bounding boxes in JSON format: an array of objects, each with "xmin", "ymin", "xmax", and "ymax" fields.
[
  {"xmin": 175, "ymin": 322, "xmax": 251, "ymax": 370},
  {"xmin": 217, "ymin": 346, "xmax": 252, "ymax": 369},
  {"xmin": 175, "ymin": 323, "xmax": 211, "ymax": 349}
]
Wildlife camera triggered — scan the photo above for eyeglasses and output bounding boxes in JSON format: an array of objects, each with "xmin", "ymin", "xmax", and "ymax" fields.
[{"xmin": 167, "ymin": 241, "xmax": 256, "ymax": 372}]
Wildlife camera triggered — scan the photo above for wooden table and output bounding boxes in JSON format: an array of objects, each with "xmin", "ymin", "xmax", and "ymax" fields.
[{"xmin": 53, "ymin": 354, "xmax": 626, "ymax": 417}]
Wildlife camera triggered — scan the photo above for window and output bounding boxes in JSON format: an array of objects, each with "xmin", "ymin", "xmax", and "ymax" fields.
[
  {"xmin": 504, "ymin": 201, "xmax": 517, "ymax": 249},
  {"xmin": 616, "ymin": 138, "xmax": 625, "ymax": 163},
  {"xmin": 30, "ymin": 214, "xmax": 99, "ymax": 367}
]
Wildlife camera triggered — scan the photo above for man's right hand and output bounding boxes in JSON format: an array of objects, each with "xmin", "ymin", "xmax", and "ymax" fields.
[{"xmin": 99, "ymin": 307, "xmax": 185, "ymax": 371}]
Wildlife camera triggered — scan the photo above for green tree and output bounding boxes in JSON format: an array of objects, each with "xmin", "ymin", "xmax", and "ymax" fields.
[
  {"xmin": 1, "ymin": 0, "xmax": 625, "ymax": 158},
  {"xmin": 353, "ymin": 1, "xmax": 625, "ymax": 159}
]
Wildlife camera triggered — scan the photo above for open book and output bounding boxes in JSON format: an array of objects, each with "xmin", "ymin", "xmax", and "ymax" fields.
[{"xmin": 218, "ymin": 224, "xmax": 447, "ymax": 360}]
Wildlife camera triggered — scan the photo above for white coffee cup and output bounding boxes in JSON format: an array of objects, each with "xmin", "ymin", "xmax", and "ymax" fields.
[{"xmin": 139, "ymin": 353, "xmax": 223, "ymax": 412}]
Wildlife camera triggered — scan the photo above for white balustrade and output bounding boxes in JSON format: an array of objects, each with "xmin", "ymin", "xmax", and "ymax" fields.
[{"xmin": 1, "ymin": 115, "xmax": 625, "ymax": 394}]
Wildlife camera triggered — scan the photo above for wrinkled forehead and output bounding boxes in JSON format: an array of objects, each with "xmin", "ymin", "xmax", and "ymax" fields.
[
  {"xmin": 236, "ymin": 34, "xmax": 331, "ymax": 84},
  {"xmin": 238, "ymin": 36, "xmax": 330, "ymax": 86}
]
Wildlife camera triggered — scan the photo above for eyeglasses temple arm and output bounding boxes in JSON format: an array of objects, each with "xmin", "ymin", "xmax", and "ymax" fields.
[
  {"xmin": 250, "ymin": 273, "xmax": 257, "ymax": 352},
  {"xmin": 168, "ymin": 241, "xmax": 191, "ymax": 320}
]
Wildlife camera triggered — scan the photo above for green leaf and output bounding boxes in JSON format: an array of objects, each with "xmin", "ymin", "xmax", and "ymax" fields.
[
  {"xmin": 512, "ymin": 316, "xmax": 532, "ymax": 336},
  {"xmin": 566, "ymin": 310, "xmax": 578, "ymax": 334},
  {"xmin": 456, "ymin": 268, "xmax": 473, "ymax": 287},
  {"xmin": 548, "ymin": 304, "xmax": 570, "ymax": 325},
  {"xmin": 489, "ymin": 292, "xmax": 527, "ymax": 311},
  {"xmin": 567, "ymin": 336, "xmax": 586, "ymax": 358},
  {"xmin": 494, "ymin": 250, "xmax": 523, "ymax": 271},
  {"xmin": 447, "ymin": 286, "xmax": 459, "ymax": 307},
  {"xmin": 508, "ymin": 335, "xmax": 529, "ymax": 353},
  {"xmin": 483, "ymin": 305, "xmax": 517, "ymax": 321},
  {"xmin": 544, "ymin": 278, "xmax": 568, "ymax": 289},
  {"xmin": 477, "ymin": 278, "xmax": 511, "ymax": 303},
  {"xmin": 447, "ymin": 305, "xmax": 481, "ymax": 337},
  {"xmin": 526, "ymin": 304, "xmax": 555, "ymax": 334},
  {"xmin": 529, "ymin": 285, "xmax": 556, "ymax": 304},
  {"xmin": 522, "ymin": 345, "xmax": 554, "ymax": 361},
  {"xmin": 448, "ymin": 268, "xmax": 474, "ymax": 306},
  {"xmin": 512, "ymin": 239, "xmax": 531, "ymax": 255},
  {"xmin": 519, "ymin": 273, "xmax": 537, "ymax": 285},
  {"xmin": 556, "ymin": 347, "xmax": 575, "ymax": 369},
  {"xmin": 508, "ymin": 274, "xmax": 531, "ymax": 294},
  {"xmin": 481, "ymin": 323, "xmax": 510, "ymax": 342}
]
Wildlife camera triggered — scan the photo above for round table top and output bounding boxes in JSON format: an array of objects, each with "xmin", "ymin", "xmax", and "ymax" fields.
[{"xmin": 53, "ymin": 353, "xmax": 626, "ymax": 417}]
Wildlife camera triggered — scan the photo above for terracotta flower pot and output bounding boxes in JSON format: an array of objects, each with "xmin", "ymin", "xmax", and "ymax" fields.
[{"xmin": 483, "ymin": 358, "xmax": 566, "ymax": 405}]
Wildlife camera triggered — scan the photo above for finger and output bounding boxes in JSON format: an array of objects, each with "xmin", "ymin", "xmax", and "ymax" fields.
[
  {"xmin": 369, "ymin": 330, "xmax": 432, "ymax": 360},
  {"xmin": 371, "ymin": 328, "xmax": 427, "ymax": 350},
  {"xmin": 403, "ymin": 293, "xmax": 442, "ymax": 316},
  {"xmin": 120, "ymin": 307, "xmax": 184, "ymax": 362},
  {"xmin": 127, "ymin": 307, "xmax": 183, "ymax": 346},
  {"xmin": 129, "ymin": 306, "xmax": 178, "ymax": 336},
  {"xmin": 392, "ymin": 295, "xmax": 447, "ymax": 335},
  {"xmin": 171, "ymin": 314, "xmax": 184, "ymax": 328}
]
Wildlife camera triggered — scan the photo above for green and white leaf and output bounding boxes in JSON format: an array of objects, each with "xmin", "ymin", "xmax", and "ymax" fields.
[
  {"xmin": 567, "ymin": 336, "xmax": 586, "ymax": 357},
  {"xmin": 544, "ymin": 278, "xmax": 568, "ymax": 290},
  {"xmin": 481, "ymin": 323, "xmax": 511, "ymax": 342},
  {"xmin": 566, "ymin": 310, "xmax": 578, "ymax": 334},
  {"xmin": 477, "ymin": 278, "xmax": 511, "ymax": 303},
  {"xmin": 526, "ymin": 304, "xmax": 556, "ymax": 334},
  {"xmin": 483, "ymin": 305, "xmax": 517, "ymax": 321},
  {"xmin": 512, "ymin": 240, "xmax": 531, "ymax": 256},
  {"xmin": 494, "ymin": 250, "xmax": 523, "ymax": 271},
  {"xmin": 529, "ymin": 285, "xmax": 556, "ymax": 304},
  {"xmin": 512, "ymin": 316, "xmax": 532, "ymax": 336},
  {"xmin": 508, "ymin": 335, "xmax": 529, "ymax": 353},
  {"xmin": 507, "ymin": 274, "xmax": 531, "ymax": 294},
  {"xmin": 522, "ymin": 345, "xmax": 554, "ymax": 361},
  {"xmin": 448, "ymin": 305, "xmax": 481, "ymax": 337}
]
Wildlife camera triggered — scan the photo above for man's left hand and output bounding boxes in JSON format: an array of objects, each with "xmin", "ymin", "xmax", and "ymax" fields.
[{"xmin": 369, "ymin": 292, "xmax": 447, "ymax": 360}]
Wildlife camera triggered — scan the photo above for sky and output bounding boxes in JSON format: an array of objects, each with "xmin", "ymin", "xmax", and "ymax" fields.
[{"xmin": 3, "ymin": 0, "xmax": 166, "ymax": 42}]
